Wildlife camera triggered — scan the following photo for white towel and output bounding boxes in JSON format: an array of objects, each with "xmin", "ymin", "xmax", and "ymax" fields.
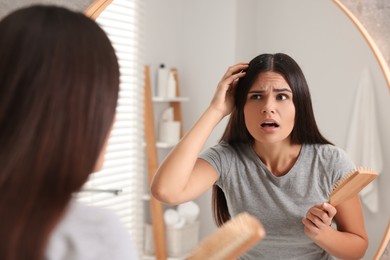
[{"xmin": 345, "ymin": 67, "xmax": 383, "ymax": 213}]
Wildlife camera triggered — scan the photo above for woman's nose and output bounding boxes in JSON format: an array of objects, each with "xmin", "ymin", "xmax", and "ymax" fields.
[
  {"xmin": 261, "ymin": 99, "xmax": 275, "ymax": 114},
  {"xmin": 262, "ymin": 108, "xmax": 275, "ymax": 114}
]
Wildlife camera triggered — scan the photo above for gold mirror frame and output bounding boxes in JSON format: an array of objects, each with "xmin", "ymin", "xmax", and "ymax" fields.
[
  {"xmin": 84, "ymin": 0, "xmax": 112, "ymax": 20},
  {"xmin": 332, "ymin": 0, "xmax": 390, "ymax": 90}
]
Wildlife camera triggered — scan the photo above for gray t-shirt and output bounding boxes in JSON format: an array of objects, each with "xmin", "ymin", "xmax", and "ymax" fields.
[
  {"xmin": 200, "ymin": 142, "xmax": 355, "ymax": 260},
  {"xmin": 45, "ymin": 201, "xmax": 138, "ymax": 260}
]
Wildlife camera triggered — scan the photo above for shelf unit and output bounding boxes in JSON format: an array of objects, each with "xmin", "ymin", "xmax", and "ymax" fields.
[
  {"xmin": 143, "ymin": 65, "xmax": 189, "ymax": 259},
  {"xmin": 152, "ymin": 96, "xmax": 189, "ymax": 102}
]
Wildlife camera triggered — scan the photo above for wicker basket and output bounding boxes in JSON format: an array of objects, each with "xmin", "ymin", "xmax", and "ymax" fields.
[{"xmin": 144, "ymin": 221, "xmax": 200, "ymax": 257}]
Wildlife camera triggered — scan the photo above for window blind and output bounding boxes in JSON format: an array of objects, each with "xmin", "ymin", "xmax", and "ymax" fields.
[{"xmin": 77, "ymin": 0, "xmax": 145, "ymax": 254}]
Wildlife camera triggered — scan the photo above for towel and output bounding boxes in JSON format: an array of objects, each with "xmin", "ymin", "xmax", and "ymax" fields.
[{"xmin": 345, "ymin": 67, "xmax": 383, "ymax": 213}]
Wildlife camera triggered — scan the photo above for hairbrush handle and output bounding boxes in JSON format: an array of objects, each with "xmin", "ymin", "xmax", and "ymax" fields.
[{"xmin": 187, "ymin": 212, "xmax": 265, "ymax": 260}]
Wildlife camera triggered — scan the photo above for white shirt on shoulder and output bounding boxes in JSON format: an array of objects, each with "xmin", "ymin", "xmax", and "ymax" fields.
[{"xmin": 45, "ymin": 201, "xmax": 138, "ymax": 260}]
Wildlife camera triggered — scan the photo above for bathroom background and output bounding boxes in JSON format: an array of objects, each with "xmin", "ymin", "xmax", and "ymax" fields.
[{"xmin": 1, "ymin": 0, "xmax": 389, "ymax": 259}]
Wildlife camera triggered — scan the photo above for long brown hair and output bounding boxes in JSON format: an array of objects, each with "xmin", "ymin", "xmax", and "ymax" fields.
[
  {"xmin": 212, "ymin": 53, "xmax": 332, "ymax": 226},
  {"xmin": 0, "ymin": 5, "xmax": 119, "ymax": 260}
]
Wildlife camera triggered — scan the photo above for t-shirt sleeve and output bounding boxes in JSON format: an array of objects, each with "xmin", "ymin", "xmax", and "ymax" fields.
[
  {"xmin": 329, "ymin": 146, "xmax": 356, "ymax": 186},
  {"xmin": 199, "ymin": 142, "xmax": 234, "ymax": 187}
]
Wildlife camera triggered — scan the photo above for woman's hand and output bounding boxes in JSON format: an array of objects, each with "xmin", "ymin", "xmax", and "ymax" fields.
[
  {"xmin": 302, "ymin": 202, "xmax": 337, "ymax": 240},
  {"xmin": 302, "ymin": 198, "xmax": 368, "ymax": 259},
  {"xmin": 209, "ymin": 62, "xmax": 248, "ymax": 117}
]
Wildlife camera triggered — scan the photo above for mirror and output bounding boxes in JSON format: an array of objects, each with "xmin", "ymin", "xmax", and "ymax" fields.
[
  {"xmin": 144, "ymin": 0, "xmax": 390, "ymax": 259},
  {"xmin": 2, "ymin": 1, "xmax": 387, "ymax": 259}
]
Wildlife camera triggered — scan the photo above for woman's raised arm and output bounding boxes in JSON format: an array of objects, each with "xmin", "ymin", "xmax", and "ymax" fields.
[{"xmin": 150, "ymin": 63, "xmax": 248, "ymax": 205}]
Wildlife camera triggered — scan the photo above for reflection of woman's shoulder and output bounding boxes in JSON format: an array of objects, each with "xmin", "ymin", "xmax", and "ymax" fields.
[{"xmin": 46, "ymin": 201, "xmax": 138, "ymax": 260}]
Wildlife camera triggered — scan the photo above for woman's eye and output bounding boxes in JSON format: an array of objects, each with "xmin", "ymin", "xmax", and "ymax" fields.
[
  {"xmin": 250, "ymin": 94, "xmax": 262, "ymax": 100},
  {"xmin": 277, "ymin": 94, "xmax": 288, "ymax": 101}
]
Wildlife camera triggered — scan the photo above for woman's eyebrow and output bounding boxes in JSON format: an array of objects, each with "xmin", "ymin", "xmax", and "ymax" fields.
[
  {"xmin": 274, "ymin": 88, "xmax": 292, "ymax": 93},
  {"xmin": 248, "ymin": 88, "xmax": 292, "ymax": 93}
]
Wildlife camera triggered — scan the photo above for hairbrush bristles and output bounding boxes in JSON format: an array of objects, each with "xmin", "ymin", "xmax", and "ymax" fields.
[
  {"xmin": 330, "ymin": 171, "xmax": 358, "ymax": 194},
  {"xmin": 329, "ymin": 167, "xmax": 378, "ymax": 206}
]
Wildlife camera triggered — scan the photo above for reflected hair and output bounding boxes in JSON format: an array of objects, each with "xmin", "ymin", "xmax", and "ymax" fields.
[
  {"xmin": 213, "ymin": 53, "xmax": 332, "ymax": 226},
  {"xmin": 0, "ymin": 5, "xmax": 119, "ymax": 260}
]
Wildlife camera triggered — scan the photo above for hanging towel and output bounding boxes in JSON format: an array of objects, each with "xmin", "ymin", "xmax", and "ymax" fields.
[{"xmin": 345, "ymin": 67, "xmax": 383, "ymax": 213}]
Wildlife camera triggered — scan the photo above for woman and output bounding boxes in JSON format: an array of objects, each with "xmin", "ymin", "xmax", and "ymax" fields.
[
  {"xmin": 0, "ymin": 5, "xmax": 137, "ymax": 260},
  {"xmin": 151, "ymin": 53, "xmax": 368, "ymax": 259}
]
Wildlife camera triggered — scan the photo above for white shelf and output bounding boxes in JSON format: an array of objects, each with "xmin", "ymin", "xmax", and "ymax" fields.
[
  {"xmin": 142, "ymin": 142, "xmax": 176, "ymax": 149},
  {"xmin": 152, "ymin": 96, "xmax": 189, "ymax": 102},
  {"xmin": 144, "ymin": 70, "xmax": 188, "ymax": 258},
  {"xmin": 156, "ymin": 142, "xmax": 176, "ymax": 148},
  {"xmin": 143, "ymin": 254, "xmax": 186, "ymax": 260}
]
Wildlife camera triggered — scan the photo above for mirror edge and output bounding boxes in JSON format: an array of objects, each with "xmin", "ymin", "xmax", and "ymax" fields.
[
  {"xmin": 332, "ymin": 0, "xmax": 390, "ymax": 90},
  {"xmin": 84, "ymin": 0, "xmax": 112, "ymax": 19}
]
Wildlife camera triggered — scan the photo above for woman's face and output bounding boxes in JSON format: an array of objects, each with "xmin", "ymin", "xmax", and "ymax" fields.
[{"xmin": 243, "ymin": 71, "xmax": 296, "ymax": 145}]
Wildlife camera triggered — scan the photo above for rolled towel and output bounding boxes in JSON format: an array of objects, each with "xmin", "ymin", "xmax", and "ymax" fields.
[
  {"xmin": 164, "ymin": 208, "xmax": 180, "ymax": 227},
  {"xmin": 177, "ymin": 201, "xmax": 200, "ymax": 224},
  {"xmin": 171, "ymin": 216, "xmax": 186, "ymax": 229}
]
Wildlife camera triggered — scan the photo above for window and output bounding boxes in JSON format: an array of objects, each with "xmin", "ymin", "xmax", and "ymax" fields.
[{"xmin": 78, "ymin": 0, "xmax": 144, "ymax": 254}]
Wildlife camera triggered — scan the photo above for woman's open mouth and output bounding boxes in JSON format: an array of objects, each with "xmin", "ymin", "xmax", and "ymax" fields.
[{"xmin": 260, "ymin": 120, "xmax": 280, "ymax": 129}]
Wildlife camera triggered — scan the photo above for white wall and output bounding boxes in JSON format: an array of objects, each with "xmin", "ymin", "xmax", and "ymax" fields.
[
  {"xmin": 144, "ymin": 0, "xmax": 390, "ymax": 259},
  {"xmin": 143, "ymin": 0, "xmax": 236, "ymax": 243}
]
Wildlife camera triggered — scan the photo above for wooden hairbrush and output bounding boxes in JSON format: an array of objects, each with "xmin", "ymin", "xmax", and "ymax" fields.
[
  {"xmin": 187, "ymin": 212, "xmax": 265, "ymax": 260},
  {"xmin": 329, "ymin": 167, "xmax": 378, "ymax": 206}
]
